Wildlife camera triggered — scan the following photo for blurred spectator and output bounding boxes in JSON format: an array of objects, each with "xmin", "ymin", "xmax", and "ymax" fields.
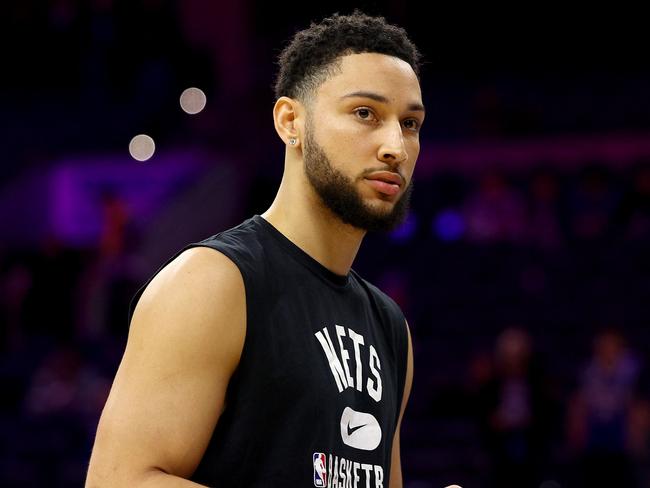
[
  {"xmin": 566, "ymin": 328, "xmax": 645, "ymax": 487},
  {"xmin": 526, "ymin": 168, "xmax": 563, "ymax": 251},
  {"xmin": 462, "ymin": 172, "xmax": 528, "ymax": 245},
  {"xmin": 0, "ymin": 260, "xmax": 33, "ymax": 352},
  {"xmin": 98, "ymin": 189, "xmax": 129, "ymax": 259},
  {"xmin": 16, "ymin": 344, "xmax": 112, "ymax": 485},
  {"xmin": 472, "ymin": 87, "xmax": 506, "ymax": 138},
  {"xmin": 76, "ymin": 190, "xmax": 138, "ymax": 339},
  {"xmin": 565, "ymin": 164, "xmax": 620, "ymax": 244},
  {"xmin": 377, "ymin": 268, "xmax": 411, "ymax": 317},
  {"xmin": 472, "ymin": 327, "xmax": 553, "ymax": 488},
  {"xmin": 24, "ymin": 345, "xmax": 110, "ymax": 420}
]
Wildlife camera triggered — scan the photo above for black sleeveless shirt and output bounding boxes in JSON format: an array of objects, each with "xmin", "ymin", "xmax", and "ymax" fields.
[{"xmin": 128, "ymin": 215, "xmax": 409, "ymax": 487}]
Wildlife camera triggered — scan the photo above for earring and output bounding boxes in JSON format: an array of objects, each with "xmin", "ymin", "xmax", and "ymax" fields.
[{"xmin": 289, "ymin": 138, "xmax": 297, "ymax": 145}]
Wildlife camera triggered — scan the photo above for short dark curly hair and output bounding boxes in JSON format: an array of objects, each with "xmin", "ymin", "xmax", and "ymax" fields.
[{"xmin": 273, "ymin": 10, "xmax": 422, "ymax": 102}]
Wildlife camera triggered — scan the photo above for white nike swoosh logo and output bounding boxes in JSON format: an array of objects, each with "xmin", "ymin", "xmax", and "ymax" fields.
[{"xmin": 340, "ymin": 406, "xmax": 382, "ymax": 451}]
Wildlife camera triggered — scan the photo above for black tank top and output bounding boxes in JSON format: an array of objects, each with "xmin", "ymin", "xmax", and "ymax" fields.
[{"xmin": 128, "ymin": 215, "xmax": 409, "ymax": 487}]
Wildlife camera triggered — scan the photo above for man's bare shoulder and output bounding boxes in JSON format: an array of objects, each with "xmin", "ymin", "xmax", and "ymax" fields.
[
  {"xmin": 138, "ymin": 246, "xmax": 243, "ymax": 308},
  {"xmin": 128, "ymin": 245, "xmax": 246, "ymax": 376}
]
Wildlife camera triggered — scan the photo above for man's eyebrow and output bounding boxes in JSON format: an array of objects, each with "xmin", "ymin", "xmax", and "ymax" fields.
[{"xmin": 340, "ymin": 91, "xmax": 425, "ymax": 113}]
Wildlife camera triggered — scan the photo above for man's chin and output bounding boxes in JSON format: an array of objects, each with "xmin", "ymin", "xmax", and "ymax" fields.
[
  {"xmin": 353, "ymin": 197, "xmax": 397, "ymax": 221},
  {"xmin": 347, "ymin": 210, "xmax": 407, "ymax": 232}
]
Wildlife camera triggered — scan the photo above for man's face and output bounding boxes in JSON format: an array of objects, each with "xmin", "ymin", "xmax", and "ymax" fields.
[{"xmin": 302, "ymin": 52, "xmax": 424, "ymax": 232}]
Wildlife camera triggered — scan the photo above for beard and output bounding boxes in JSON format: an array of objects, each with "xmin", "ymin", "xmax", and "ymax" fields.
[{"xmin": 302, "ymin": 121, "xmax": 413, "ymax": 233}]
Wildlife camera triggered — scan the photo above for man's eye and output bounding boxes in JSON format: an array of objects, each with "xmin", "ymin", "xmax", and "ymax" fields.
[
  {"xmin": 404, "ymin": 119, "xmax": 421, "ymax": 131},
  {"xmin": 355, "ymin": 108, "xmax": 375, "ymax": 121}
]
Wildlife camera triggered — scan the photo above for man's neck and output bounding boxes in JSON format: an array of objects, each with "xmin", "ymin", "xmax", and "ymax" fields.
[{"xmin": 261, "ymin": 194, "xmax": 365, "ymax": 277}]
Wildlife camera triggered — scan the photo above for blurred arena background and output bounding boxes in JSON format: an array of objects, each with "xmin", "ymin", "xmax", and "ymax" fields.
[{"xmin": 0, "ymin": 1, "xmax": 649, "ymax": 487}]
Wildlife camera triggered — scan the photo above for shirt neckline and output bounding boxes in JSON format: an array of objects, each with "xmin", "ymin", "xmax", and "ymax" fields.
[{"xmin": 252, "ymin": 214, "xmax": 351, "ymax": 289}]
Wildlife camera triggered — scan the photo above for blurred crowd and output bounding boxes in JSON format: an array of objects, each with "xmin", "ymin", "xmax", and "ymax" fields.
[
  {"xmin": 374, "ymin": 162, "xmax": 650, "ymax": 487},
  {"xmin": 1, "ymin": 159, "xmax": 648, "ymax": 486}
]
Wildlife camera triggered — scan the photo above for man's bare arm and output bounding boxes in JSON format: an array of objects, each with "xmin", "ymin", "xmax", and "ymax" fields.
[{"xmin": 85, "ymin": 247, "xmax": 246, "ymax": 487}]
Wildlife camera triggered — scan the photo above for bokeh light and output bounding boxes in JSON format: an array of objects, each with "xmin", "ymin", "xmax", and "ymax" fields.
[
  {"xmin": 128, "ymin": 134, "xmax": 156, "ymax": 162},
  {"xmin": 433, "ymin": 208, "xmax": 465, "ymax": 241},
  {"xmin": 179, "ymin": 87, "xmax": 207, "ymax": 115}
]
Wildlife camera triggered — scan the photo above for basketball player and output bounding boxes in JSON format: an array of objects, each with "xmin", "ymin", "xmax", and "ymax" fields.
[{"xmin": 86, "ymin": 10, "xmax": 439, "ymax": 487}]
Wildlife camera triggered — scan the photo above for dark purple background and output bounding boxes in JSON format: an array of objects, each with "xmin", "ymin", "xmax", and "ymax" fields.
[{"xmin": 1, "ymin": 2, "xmax": 649, "ymax": 487}]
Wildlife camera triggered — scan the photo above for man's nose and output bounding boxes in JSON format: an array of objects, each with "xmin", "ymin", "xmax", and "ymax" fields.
[{"xmin": 377, "ymin": 121, "xmax": 407, "ymax": 164}]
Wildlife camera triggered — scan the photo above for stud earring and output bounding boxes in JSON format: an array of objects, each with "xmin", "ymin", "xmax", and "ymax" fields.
[{"xmin": 289, "ymin": 138, "xmax": 297, "ymax": 145}]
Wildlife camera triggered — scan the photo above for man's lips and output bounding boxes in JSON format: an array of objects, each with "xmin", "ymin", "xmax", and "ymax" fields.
[
  {"xmin": 364, "ymin": 171, "xmax": 403, "ymax": 196},
  {"xmin": 364, "ymin": 171, "xmax": 404, "ymax": 187}
]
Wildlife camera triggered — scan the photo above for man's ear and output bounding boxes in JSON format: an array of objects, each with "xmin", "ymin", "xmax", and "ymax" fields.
[{"xmin": 273, "ymin": 96, "xmax": 304, "ymax": 149}]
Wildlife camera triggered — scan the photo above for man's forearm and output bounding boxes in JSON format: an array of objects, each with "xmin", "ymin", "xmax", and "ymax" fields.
[
  {"xmin": 139, "ymin": 470, "xmax": 211, "ymax": 488},
  {"xmin": 86, "ymin": 468, "xmax": 211, "ymax": 488}
]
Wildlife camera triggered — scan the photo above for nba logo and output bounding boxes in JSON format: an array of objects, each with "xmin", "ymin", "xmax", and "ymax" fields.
[{"xmin": 313, "ymin": 452, "xmax": 327, "ymax": 487}]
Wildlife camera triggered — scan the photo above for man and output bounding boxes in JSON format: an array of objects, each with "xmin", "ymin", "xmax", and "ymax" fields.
[{"xmin": 86, "ymin": 11, "xmax": 424, "ymax": 487}]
